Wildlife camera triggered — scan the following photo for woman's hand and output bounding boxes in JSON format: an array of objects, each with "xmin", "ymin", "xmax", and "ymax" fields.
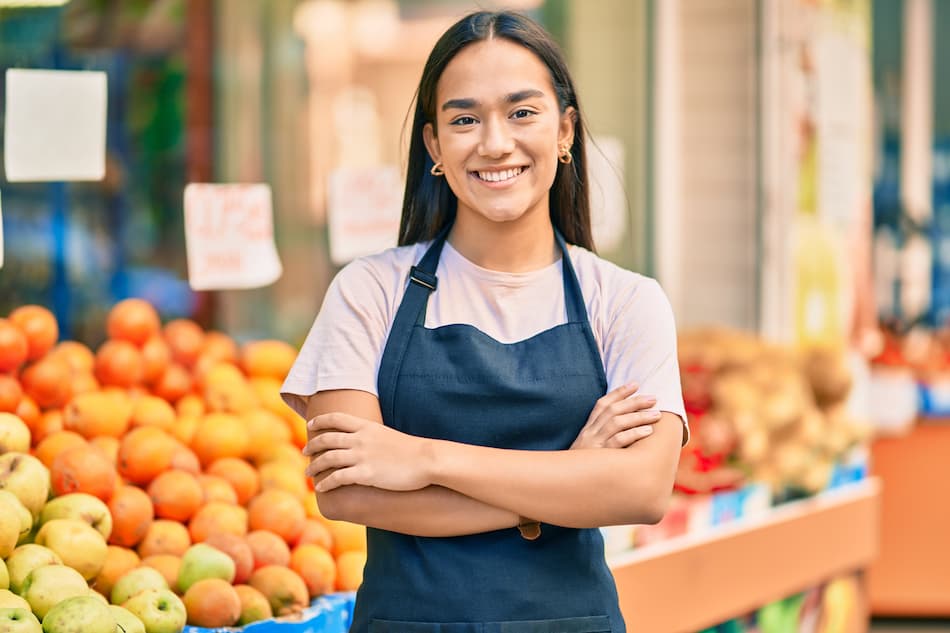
[
  {"xmin": 304, "ymin": 412, "xmax": 431, "ymax": 493},
  {"xmin": 571, "ymin": 382, "xmax": 661, "ymax": 449}
]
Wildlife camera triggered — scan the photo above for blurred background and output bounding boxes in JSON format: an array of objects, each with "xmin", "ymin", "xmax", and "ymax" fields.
[{"xmin": 0, "ymin": 0, "xmax": 947, "ymax": 632}]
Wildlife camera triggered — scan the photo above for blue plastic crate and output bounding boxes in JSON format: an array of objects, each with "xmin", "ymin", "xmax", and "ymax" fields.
[{"xmin": 184, "ymin": 592, "xmax": 355, "ymax": 633}]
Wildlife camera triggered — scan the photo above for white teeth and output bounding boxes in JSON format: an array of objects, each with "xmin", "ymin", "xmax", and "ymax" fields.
[{"xmin": 477, "ymin": 167, "xmax": 523, "ymax": 182}]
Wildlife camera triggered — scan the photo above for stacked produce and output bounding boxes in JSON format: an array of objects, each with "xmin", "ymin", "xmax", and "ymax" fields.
[
  {"xmin": 0, "ymin": 301, "xmax": 366, "ymax": 632},
  {"xmin": 676, "ymin": 327, "xmax": 870, "ymax": 496}
]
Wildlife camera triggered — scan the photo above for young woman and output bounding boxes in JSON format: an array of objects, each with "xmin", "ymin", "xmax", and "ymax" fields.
[{"xmin": 282, "ymin": 11, "xmax": 688, "ymax": 633}]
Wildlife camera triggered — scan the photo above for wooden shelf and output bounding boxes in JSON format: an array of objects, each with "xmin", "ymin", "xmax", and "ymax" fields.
[
  {"xmin": 608, "ymin": 479, "xmax": 881, "ymax": 633},
  {"xmin": 869, "ymin": 424, "xmax": 950, "ymax": 616}
]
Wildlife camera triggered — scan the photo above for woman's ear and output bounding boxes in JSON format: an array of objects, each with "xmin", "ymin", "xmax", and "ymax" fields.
[
  {"xmin": 558, "ymin": 106, "xmax": 577, "ymax": 150},
  {"xmin": 423, "ymin": 122, "xmax": 441, "ymax": 165}
]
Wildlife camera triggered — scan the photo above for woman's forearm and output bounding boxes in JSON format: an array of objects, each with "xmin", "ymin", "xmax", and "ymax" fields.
[{"xmin": 318, "ymin": 485, "xmax": 519, "ymax": 537}]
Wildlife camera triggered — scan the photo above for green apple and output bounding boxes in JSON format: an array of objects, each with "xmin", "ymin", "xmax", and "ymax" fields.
[
  {"xmin": 0, "ymin": 414, "xmax": 30, "ymax": 455},
  {"xmin": 110, "ymin": 567, "xmax": 167, "ymax": 607},
  {"xmin": 121, "ymin": 589, "xmax": 186, "ymax": 633},
  {"xmin": 108, "ymin": 606, "xmax": 145, "ymax": 633},
  {"xmin": 0, "ymin": 503, "xmax": 18, "ymax": 559},
  {"xmin": 177, "ymin": 543, "xmax": 235, "ymax": 593},
  {"xmin": 0, "ymin": 454, "xmax": 50, "ymax": 519},
  {"xmin": 0, "ymin": 591, "xmax": 29, "ymax": 611},
  {"xmin": 0, "ymin": 492, "xmax": 32, "ymax": 545},
  {"xmin": 21, "ymin": 565, "xmax": 88, "ymax": 620},
  {"xmin": 0, "ymin": 607, "xmax": 41, "ymax": 633},
  {"xmin": 0, "ymin": 560, "xmax": 7, "ymax": 591},
  {"xmin": 234, "ymin": 584, "xmax": 272, "ymax": 625},
  {"xmin": 34, "ymin": 519, "xmax": 107, "ymax": 581},
  {"xmin": 39, "ymin": 494, "xmax": 112, "ymax": 541},
  {"xmin": 4, "ymin": 545, "xmax": 62, "ymax": 595},
  {"xmin": 41, "ymin": 595, "xmax": 115, "ymax": 633}
]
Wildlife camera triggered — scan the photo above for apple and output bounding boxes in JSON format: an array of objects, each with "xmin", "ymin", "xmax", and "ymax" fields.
[
  {"xmin": 34, "ymin": 519, "xmax": 107, "ymax": 581},
  {"xmin": 39, "ymin": 494, "xmax": 112, "ymax": 541},
  {"xmin": 177, "ymin": 543, "xmax": 235, "ymax": 593},
  {"xmin": 121, "ymin": 589, "xmax": 186, "ymax": 633},
  {"xmin": 0, "ymin": 492, "xmax": 32, "ymax": 545},
  {"xmin": 110, "ymin": 567, "xmax": 168, "ymax": 606},
  {"xmin": 0, "ymin": 502, "xmax": 20, "ymax": 559},
  {"xmin": 0, "ymin": 560, "xmax": 7, "ymax": 592},
  {"xmin": 41, "ymin": 595, "xmax": 115, "ymax": 633},
  {"xmin": 21, "ymin": 564, "xmax": 88, "ymax": 620},
  {"xmin": 4, "ymin": 545, "xmax": 62, "ymax": 595},
  {"xmin": 0, "ymin": 607, "xmax": 41, "ymax": 633},
  {"xmin": 0, "ymin": 453, "xmax": 50, "ymax": 520},
  {"xmin": 108, "ymin": 606, "xmax": 145, "ymax": 633},
  {"xmin": 0, "ymin": 414, "xmax": 30, "ymax": 455},
  {"xmin": 0, "ymin": 591, "xmax": 29, "ymax": 611}
]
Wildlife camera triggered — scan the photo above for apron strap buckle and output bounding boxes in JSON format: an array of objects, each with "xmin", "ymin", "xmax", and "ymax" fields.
[{"xmin": 409, "ymin": 266, "xmax": 438, "ymax": 291}]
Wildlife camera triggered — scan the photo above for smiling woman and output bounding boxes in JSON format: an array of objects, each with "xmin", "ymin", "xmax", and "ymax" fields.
[{"xmin": 282, "ymin": 10, "xmax": 688, "ymax": 633}]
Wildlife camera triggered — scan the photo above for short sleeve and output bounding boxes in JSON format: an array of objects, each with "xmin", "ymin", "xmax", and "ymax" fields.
[
  {"xmin": 602, "ymin": 276, "xmax": 689, "ymax": 445},
  {"xmin": 280, "ymin": 259, "xmax": 391, "ymax": 419}
]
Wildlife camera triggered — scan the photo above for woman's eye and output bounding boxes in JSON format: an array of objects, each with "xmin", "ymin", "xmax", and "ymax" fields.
[
  {"xmin": 451, "ymin": 116, "xmax": 477, "ymax": 126},
  {"xmin": 511, "ymin": 109, "xmax": 535, "ymax": 119}
]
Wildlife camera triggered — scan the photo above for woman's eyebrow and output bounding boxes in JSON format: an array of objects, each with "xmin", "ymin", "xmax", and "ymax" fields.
[{"xmin": 440, "ymin": 89, "xmax": 545, "ymax": 111}]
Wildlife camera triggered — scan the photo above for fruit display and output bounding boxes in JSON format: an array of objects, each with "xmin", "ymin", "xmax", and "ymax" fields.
[
  {"xmin": 676, "ymin": 327, "xmax": 871, "ymax": 497},
  {"xmin": 0, "ymin": 301, "xmax": 367, "ymax": 633}
]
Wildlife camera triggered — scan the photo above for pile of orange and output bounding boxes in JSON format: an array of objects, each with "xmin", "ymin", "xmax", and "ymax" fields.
[{"xmin": 0, "ymin": 300, "xmax": 366, "ymax": 629}]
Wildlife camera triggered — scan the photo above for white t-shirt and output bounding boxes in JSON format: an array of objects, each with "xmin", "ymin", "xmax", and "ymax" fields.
[{"xmin": 281, "ymin": 239, "xmax": 688, "ymax": 442}]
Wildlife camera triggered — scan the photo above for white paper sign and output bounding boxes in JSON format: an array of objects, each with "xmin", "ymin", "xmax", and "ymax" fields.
[
  {"xmin": 4, "ymin": 69, "xmax": 107, "ymax": 182},
  {"xmin": 327, "ymin": 166, "xmax": 402, "ymax": 265},
  {"xmin": 183, "ymin": 184, "xmax": 283, "ymax": 291},
  {"xmin": 587, "ymin": 136, "xmax": 627, "ymax": 253}
]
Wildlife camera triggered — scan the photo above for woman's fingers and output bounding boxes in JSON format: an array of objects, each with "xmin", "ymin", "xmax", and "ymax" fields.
[
  {"xmin": 302, "ymin": 431, "xmax": 353, "ymax": 457},
  {"xmin": 307, "ymin": 411, "xmax": 364, "ymax": 433},
  {"xmin": 587, "ymin": 382, "xmax": 638, "ymax": 421},
  {"xmin": 307, "ymin": 448, "xmax": 356, "ymax": 477},
  {"xmin": 606, "ymin": 424, "xmax": 655, "ymax": 448},
  {"xmin": 315, "ymin": 466, "xmax": 365, "ymax": 492}
]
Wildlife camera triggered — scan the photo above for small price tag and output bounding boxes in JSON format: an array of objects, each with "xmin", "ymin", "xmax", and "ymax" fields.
[
  {"xmin": 327, "ymin": 166, "xmax": 402, "ymax": 265},
  {"xmin": 4, "ymin": 69, "xmax": 107, "ymax": 182},
  {"xmin": 184, "ymin": 183, "xmax": 283, "ymax": 291}
]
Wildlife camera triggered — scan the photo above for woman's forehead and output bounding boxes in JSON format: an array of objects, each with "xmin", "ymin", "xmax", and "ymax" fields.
[{"xmin": 435, "ymin": 39, "xmax": 555, "ymax": 106}]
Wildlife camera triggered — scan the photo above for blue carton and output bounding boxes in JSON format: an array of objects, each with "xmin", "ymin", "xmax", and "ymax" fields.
[{"xmin": 184, "ymin": 592, "xmax": 355, "ymax": 633}]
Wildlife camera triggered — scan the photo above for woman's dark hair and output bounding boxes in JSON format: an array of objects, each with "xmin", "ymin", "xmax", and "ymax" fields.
[{"xmin": 398, "ymin": 11, "xmax": 594, "ymax": 250}]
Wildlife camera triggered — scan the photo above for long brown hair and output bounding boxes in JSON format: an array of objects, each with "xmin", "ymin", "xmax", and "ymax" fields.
[{"xmin": 398, "ymin": 11, "xmax": 594, "ymax": 250}]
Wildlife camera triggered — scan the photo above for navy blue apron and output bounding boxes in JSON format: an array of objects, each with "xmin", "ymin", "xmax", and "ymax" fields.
[{"xmin": 350, "ymin": 225, "xmax": 625, "ymax": 633}]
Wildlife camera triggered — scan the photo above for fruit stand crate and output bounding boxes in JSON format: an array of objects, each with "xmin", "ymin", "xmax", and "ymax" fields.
[{"xmin": 184, "ymin": 593, "xmax": 355, "ymax": 633}]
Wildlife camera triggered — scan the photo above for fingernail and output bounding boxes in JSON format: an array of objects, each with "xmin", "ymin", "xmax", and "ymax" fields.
[
  {"xmin": 640, "ymin": 425, "xmax": 654, "ymax": 436},
  {"xmin": 649, "ymin": 410, "xmax": 662, "ymax": 419},
  {"xmin": 645, "ymin": 396, "xmax": 657, "ymax": 404}
]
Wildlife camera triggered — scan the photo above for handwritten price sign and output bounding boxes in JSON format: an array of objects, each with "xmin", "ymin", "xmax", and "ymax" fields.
[
  {"xmin": 327, "ymin": 166, "xmax": 403, "ymax": 265},
  {"xmin": 184, "ymin": 183, "xmax": 283, "ymax": 291}
]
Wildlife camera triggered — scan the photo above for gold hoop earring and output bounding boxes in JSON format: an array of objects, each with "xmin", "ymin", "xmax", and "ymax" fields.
[
  {"xmin": 430, "ymin": 162, "xmax": 444, "ymax": 176},
  {"xmin": 558, "ymin": 145, "xmax": 573, "ymax": 165}
]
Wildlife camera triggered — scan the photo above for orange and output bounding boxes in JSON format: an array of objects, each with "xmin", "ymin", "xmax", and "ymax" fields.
[
  {"xmin": 249, "ymin": 376, "xmax": 297, "ymax": 422},
  {"xmin": 302, "ymin": 493, "xmax": 328, "ymax": 523},
  {"xmin": 69, "ymin": 372, "xmax": 100, "ymax": 395},
  {"xmin": 48, "ymin": 341, "xmax": 95, "ymax": 374},
  {"xmin": 183, "ymin": 578, "xmax": 241, "ymax": 627},
  {"xmin": 247, "ymin": 490, "xmax": 306, "ymax": 545},
  {"xmin": 21, "ymin": 357, "xmax": 71, "ymax": 409},
  {"xmin": 202, "ymin": 365, "xmax": 255, "ymax": 413},
  {"xmin": 240, "ymin": 340, "xmax": 296, "ymax": 381},
  {"xmin": 108, "ymin": 484, "xmax": 155, "ymax": 547},
  {"xmin": 129, "ymin": 395, "xmax": 176, "ymax": 432},
  {"xmin": 245, "ymin": 530, "xmax": 291, "ymax": 569},
  {"xmin": 176, "ymin": 394, "xmax": 205, "ymax": 418},
  {"xmin": 90, "ymin": 545, "xmax": 140, "ymax": 599},
  {"xmin": 9, "ymin": 305, "xmax": 58, "ymax": 361},
  {"xmin": 170, "ymin": 414, "xmax": 199, "ymax": 445},
  {"xmin": 290, "ymin": 544, "xmax": 336, "ymax": 598},
  {"xmin": 206, "ymin": 458, "xmax": 260, "ymax": 506},
  {"xmin": 253, "ymin": 442, "xmax": 308, "ymax": 469},
  {"xmin": 13, "ymin": 395, "xmax": 40, "ymax": 435},
  {"xmin": 163, "ymin": 319, "xmax": 205, "ymax": 368},
  {"xmin": 189, "ymin": 502, "xmax": 248, "ymax": 543},
  {"xmin": 106, "ymin": 298, "xmax": 161, "ymax": 346},
  {"xmin": 203, "ymin": 532, "xmax": 254, "ymax": 585},
  {"xmin": 140, "ymin": 554, "xmax": 182, "ymax": 593},
  {"xmin": 95, "ymin": 340, "xmax": 145, "ymax": 388},
  {"xmin": 32, "ymin": 409, "xmax": 64, "ymax": 444},
  {"xmin": 50, "ymin": 444, "xmax": 118, "ymax": 501},
  {"xmin": 335, "ymin": 550, "xmax": 366, "ymax": 591},
  {"xmin": 325, "ymin": 520, "xmax": 367, "ymax": 557},
  {"xmin": 117, "ymin": 426, "xmax": 177, "ymax": 485},
  {"xmin": 152, "ymin": 363, "xmax": 192, "ymax": 404},
  {"xmin": 141, "ymin": 336, "xmax": 172, "ymax": 385},
  {"xmin": 0, "ymin": 318, "xmax": 29, "ymax": 372},
  {"xmin": 0, "ymin": 374, "xmax": 22, "ymax": 413},
  {"xmin": 258, "ymin": 461, "xmax": 309, "ymax": 501},
  {"xmin": 202, "ymin": 331, "xmax": 238, "ymax": 365},
  {"xmin": 138, "ymin": 519, "xmax": 192, "ymax": 558},
  {"xmin": 190, "ymin": 412, "xmax": 248, "ymax": 466},
  {"xmin": 148, "ymin": 470, "xmax": 204, "ymax": 522},
  {"xmin": 241, "ymin": 409, "xmax": 291, "ymax": 461},
  {"xmin": 63, "ymin": 391, "xmax": 132, "ymax": 439},
  {"xmin": 89, "ymin": 435, "xmax": 120, "ymax": 466},
  {"xmin": 197, "ymin": 474, "xmax": 239, "ymax": 505},
  {"xmin": 35, "ymin": 429, "xmax": 87, "ymax": 469},
  {"xmin": 248, "ymin": 566, "xmax": 309, "ymax": 616},
  {"xmin": 170, "ymin": 441, "xmax": 201, "ymax": 474},
  {"xmin": 295, "ymin": 519, "xmax": 333, "ymax": 550}
]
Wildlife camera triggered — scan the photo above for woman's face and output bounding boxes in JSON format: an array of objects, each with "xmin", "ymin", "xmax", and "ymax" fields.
[{"xmin": 423, "ymin": 38, "xmax": 575, "ymax": 228}]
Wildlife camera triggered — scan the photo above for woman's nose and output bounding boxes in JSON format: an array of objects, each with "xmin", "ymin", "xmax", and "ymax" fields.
[{"xmin": 477, "ymin": 116, "xmax": 515, "ymax": 158}]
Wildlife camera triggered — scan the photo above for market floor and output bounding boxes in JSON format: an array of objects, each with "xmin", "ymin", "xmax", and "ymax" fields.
[{"xmin": 870, "ymin": 618, "xmax": 950, "ymax": 632}]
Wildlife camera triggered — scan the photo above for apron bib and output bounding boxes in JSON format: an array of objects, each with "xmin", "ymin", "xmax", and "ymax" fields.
[{"xmin": 351, "ymin": 226, "xmax": 624, "ymax": 632}]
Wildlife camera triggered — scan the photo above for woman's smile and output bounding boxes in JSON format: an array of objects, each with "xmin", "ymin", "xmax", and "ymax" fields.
[{"xmin": 471, "ymin": 165, "xmax": 529, "ymax": 188}]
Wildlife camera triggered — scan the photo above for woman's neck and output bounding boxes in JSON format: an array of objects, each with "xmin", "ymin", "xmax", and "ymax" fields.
[{"xmin": 447, "ymin": 210, "xmax": 559, "ymax": 273}]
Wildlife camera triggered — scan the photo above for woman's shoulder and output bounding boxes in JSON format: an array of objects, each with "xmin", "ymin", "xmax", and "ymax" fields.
[
  {"xmin": 566, "ymin": 244, "xmax": 664, "ymax": 300},
  {"xmin": 333, "ymin": 242, "xmax": 430, "ymax": 290}
]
